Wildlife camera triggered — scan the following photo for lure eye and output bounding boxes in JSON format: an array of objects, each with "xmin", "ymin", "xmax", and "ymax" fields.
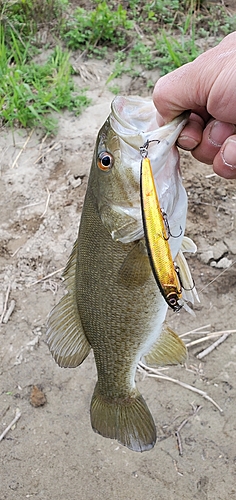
[
  {"xmin": 167, "ymin": 293, "xmax": 182, "ymax": 311},
  {"xmin": 97, "ymin": 151, "xmax": 114, "ymax": 171},
  {"xmin": 169, "ymin": 296, "xmax": 177, "ymax": 306}
]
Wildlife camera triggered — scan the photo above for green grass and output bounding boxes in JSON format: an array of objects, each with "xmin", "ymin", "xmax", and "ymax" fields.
[
  {"xmin": 0, "ymin": 29, "xmax": 91, "ymax": 133},
  {"xmin": 62, "ymin": 2, "xmax": 134, "ymax": 52},
  {"xmin": 0, "ymin": 0, "xmax": 236, "ymax": 131},
  {"xmin": 0, "ymin": 0, "xmax": 68, "ymax": 39}
]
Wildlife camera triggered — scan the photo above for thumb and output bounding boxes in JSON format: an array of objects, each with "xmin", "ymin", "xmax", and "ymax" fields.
[
  {"xmin": 153, "ymin": 61, "xmax": 209, "ymax": 122},
  {"xmin": 214, "ymin": 135, "xmax": 236, "ymax": 179}
]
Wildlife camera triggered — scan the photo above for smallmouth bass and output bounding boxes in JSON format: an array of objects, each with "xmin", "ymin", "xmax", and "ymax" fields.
[{"xmin": 46, "ymin": 96, "xmax": 197, "ymax": 452}]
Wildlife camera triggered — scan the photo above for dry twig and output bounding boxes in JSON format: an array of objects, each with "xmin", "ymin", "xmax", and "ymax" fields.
[
  {"xmin": 19, "ymin": 201, "xmax": 45, "ymax": 210},
  {"xmin": 197, "ymin": 332, "xmax": 231, "ymax": 360},
  {"xmin": 40, "ymin": 188, "xmax": 51, "ymax": 218},
  {"xmin": 2, "ymin": 300, "xmax": 16, "ymax": 324},
  {"xmin": 0, "ymin": 283, "xmax": 11, "ymax": 324},
  {"xmin": 34, "ymin": 142, "xmax": 60, "ymax": 165},
  {"xmin": 29, "ymin": 267, "xmax": 64, "ymax": 286},
  {"xmin": 186, "ymin": 329, "xmax": 236, "ymax": 348},
  {"xmin": 11, "ymin": 246, "xmax": 23, "ymax": 258},
  {"xmin": 0, "ymin": 409, "xmax": 21, "ymax": 442},
  {"xmin": 175, "ymin": 405, "xmax": 202, "ymax": 456},
  {"xmin": 185, "ymin": 333, "xmax": 220, "ymax": 348},
  {"xmin": 0, "ymin": 293, "xmax": 4, "ymax": 316},
  {"xmin": 200, "ymin": 259, "xmax": 236, "ymax": 293},
  {"xmin": 138, "ymin": 362, "xmax": 223, "ymax": 412},
  {"xmin": 180, "ymin": 324, "xmax": 211, "ymax": 338},
  {"xmin": 11, "ymin": 129, "xmax": 34, "ymax": 168}
]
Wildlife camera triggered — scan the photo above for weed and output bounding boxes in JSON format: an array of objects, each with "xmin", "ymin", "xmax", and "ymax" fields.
[
  {"xmin": 62, "ymin": 2, "xmax": 133, "ymax": 52},
  {"xmin": 0, "ymin": 0, "xmax": 68, "ymax": 46},
  {"xmin": 106, "ymin": 52, "xmax": 129, "ymax": 85},
  {"xmin": 108, "ymin": 85, "xmax": 121, "ymax": 95},
  {"xmin": 153, "ymin": 5, "xmax": 204, "ymax": 74},
  {"xmin": 129, "ymin": 41, "xmax": 160, "ymax": 71},
  {"xmin": 143, "ymin": 0, "xmax": 181, "ymax": 25},
  {"xmin": 0, "ymin": 0, "xmax": 235, "ymax": 134},
  {"xmin": 146, "ymin": 79, "xmax": 155, "ymax": 89},
  {"xmin": 207, "ymin": 6, "xmax": 236, "ymax": 37},
  {"xmin": 87, "ymin": 46, "xmax": 108, "ymax": 60},
  {"xmin": 0, "ymin": 34, "xmax": 91, "ymax": 133},
  {"xmin": 157, "ymin": 30, "xmax": 201, "ymax": 74}
]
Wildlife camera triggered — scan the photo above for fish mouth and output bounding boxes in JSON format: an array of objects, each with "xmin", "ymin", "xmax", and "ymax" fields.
[
  {"xmin": 110, "ymin": 95, "xmax": 189, "ymax": 175},
  {"xmin": 110, "ymin": 95, "xmax": 157, "ymax": 150}
]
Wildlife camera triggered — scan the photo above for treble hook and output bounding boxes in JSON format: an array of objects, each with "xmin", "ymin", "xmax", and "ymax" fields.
[{"xmin": 139, "ymin": 139, "xmax": 160, "ymax": 159}]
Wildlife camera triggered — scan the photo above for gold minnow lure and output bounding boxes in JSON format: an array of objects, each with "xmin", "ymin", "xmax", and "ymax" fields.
[{"xmin": 140, "ymin": 140, "xmax": 182, "ymax": 311}]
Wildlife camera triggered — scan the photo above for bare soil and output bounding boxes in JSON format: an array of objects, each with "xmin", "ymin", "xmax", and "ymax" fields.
[{"xmin": 0, "ymin": 61, "xmax": 236, "ymax": 500}]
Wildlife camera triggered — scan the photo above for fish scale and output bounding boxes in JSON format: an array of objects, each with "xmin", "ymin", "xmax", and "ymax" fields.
[{"xmin": 77, "ymin": 189, "xmax": 160, "ymax": 396}]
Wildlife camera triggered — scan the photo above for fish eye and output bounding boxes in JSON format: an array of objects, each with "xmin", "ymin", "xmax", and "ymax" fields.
[{"xmin": 97, "ymin": 151, "xmax": 114, "ymax": 171}]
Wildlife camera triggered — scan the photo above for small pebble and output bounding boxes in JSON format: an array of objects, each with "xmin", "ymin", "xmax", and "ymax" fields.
[
  {"xmin": 30, "ymin": 386, "xmax": 47, "ymax": 407},
  {"xmin": 210, "ymin": 257, "xmax": 232, "ymax": 269}
]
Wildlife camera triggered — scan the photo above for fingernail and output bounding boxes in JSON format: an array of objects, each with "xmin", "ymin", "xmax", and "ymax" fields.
[
  {"xmin": 221, "ymin": 138, "xmax": 236, "ymax": 168},
  {"xmin": 209, "ymin": 121, "xmax": 235, "ymax": 147},
  {"xmin": 177, "ymin": 136, "xmax": 199, "ymax": 150}
]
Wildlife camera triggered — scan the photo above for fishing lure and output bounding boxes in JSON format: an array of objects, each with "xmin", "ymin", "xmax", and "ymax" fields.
[{"xmin": 140, "ymin": 140, "xmax": 182, "ymax": 312}]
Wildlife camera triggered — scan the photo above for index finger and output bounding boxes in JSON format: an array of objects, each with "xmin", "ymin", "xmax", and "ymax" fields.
[{"xmin": 153, "ymin": 62, "xmax": 209, "ymax": 123}]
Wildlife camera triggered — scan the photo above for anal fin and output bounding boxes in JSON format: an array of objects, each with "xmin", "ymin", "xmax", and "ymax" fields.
[
  {"xmin": 143, "ymin": 325, "xmax": 187, "ymax": 366},
  {"xmin": 90, "ymin": 384, "xmax": 156, "ymax": 452}
]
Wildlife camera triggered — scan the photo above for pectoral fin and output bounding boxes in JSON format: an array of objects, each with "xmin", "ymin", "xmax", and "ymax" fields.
[
  {"xmin": 118, "ymin": 241, "xmax": 151, "ymax": 288},
  {"xmin": 46, "ymin": 240, "xmax": 91, "ymax": 367},
  {"xmin": 100, "ymin": 205, "xmax": 143, "ymax": 243},
  {"xmin": 143, "ymin": 325, "xmax": 187, "ymax": 366}
]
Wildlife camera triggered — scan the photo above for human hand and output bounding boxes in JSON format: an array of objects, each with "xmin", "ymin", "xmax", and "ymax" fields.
[{"xmin": 153, "ymin": 32, "xmax": 236, "ymax": 179}]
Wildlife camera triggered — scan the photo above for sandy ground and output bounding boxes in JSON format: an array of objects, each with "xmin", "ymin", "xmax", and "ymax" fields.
[{"xmin": 0, "ymin": 62, "xmax": 236, "ymax": 500}]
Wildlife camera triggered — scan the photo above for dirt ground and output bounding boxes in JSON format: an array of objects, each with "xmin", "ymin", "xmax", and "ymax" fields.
[{"xmin": 0, "ymin": 59, "xmax": 236, "ymax": 500}]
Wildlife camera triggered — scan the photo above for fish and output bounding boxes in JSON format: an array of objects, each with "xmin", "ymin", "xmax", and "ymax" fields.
[{"xmin": 46, "ymin": 96, "xmax": 197, "ymax": 453}]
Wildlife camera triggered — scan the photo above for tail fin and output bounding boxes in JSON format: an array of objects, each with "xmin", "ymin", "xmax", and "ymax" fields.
[{"xmin": 90, "ymin": 384, "xmax": 156, "ymax": 452}]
